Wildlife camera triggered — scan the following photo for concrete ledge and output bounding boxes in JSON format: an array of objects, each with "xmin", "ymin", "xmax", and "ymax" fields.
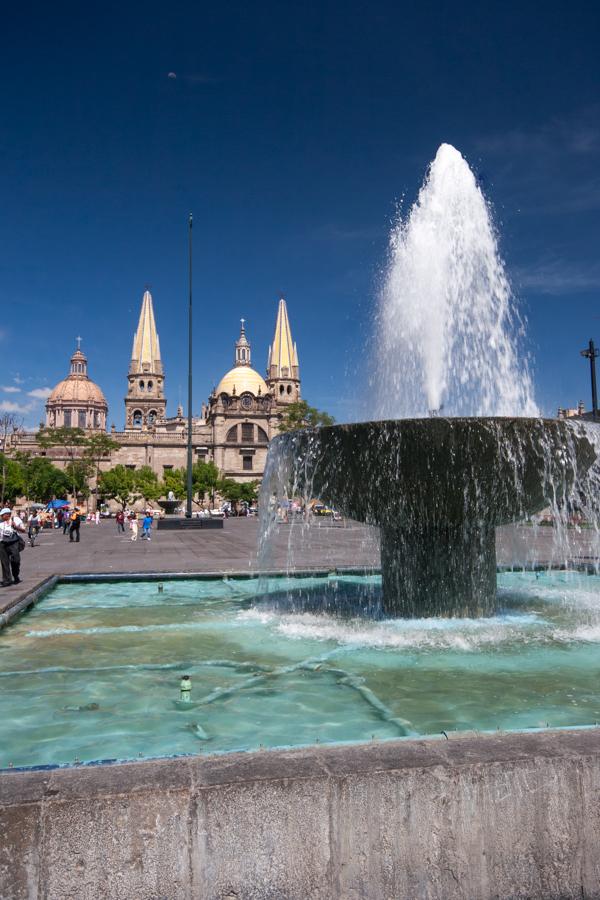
[
  {"xmin": 3, "ymin": 729, "xmax": 600, "ymax": 898},
  {"xmin": 157, "ymin": 516, "xmax": 224, "ymax": 530}
]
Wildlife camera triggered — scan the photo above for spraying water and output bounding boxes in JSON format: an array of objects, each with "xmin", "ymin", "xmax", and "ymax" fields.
[{"xmin": 375, "ymin": 143, "xmax": 538, "ymax": 418}]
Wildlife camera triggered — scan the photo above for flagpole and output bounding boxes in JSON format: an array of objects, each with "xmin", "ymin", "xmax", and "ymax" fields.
[{"xmin": 186, "ymin": 213, "xmax": 193, "ymax": 517}]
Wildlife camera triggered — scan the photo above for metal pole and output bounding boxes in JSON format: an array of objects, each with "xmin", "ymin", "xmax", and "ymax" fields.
[
  {"xmin": 186, "ymin": 213, "xmax": 193, "ymax": 517},
  {"xmin": 580, "ymin": 339, "xmax": 599, "ymax": 420},
  {"xmin": 590, "ymin": 339, "xmax": 598, "ymax": 419}
]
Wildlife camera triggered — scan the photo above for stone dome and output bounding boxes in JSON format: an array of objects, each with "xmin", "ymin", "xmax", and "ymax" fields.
[
  {"xmin": 47, "ymin": 375, "xmax": 107, "ymax": 406},
  {"xmin": 45, "ymin": 346, "xmax": 108, "ymax": 431},
  {"xmin": 216, "ymin": 366, "xmax": 268, "ymax": 397}
]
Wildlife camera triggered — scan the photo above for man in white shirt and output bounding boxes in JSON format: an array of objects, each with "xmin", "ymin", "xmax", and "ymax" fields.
[{"xmin": 0, "ymin": 507, "xmax": 26, "ymax": 586}]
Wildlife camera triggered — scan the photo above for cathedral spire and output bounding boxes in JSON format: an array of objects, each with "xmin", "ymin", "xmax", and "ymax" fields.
[
  {"xmin": 125, "ymin": 289, "xmax": 167, "ymax": 430},
  {"xmin": 268, "ymin": 297, "xmax": 299, "ymax": 380},
  {"xmin": 235, "ymin": 318, "xmax": 251, "ymax": 367},
  {"xmin": 130, "ymin": 289, "xmax": 163, "ymax": 375},
  {"xmin": 266, "ymin": 297, "xmax": 300, "ymax": 406}
]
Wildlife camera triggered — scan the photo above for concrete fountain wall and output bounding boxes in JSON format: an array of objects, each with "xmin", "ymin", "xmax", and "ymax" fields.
[{"xmin": 3, "ymin": 728, "xmax": 600, "ymax": 899}]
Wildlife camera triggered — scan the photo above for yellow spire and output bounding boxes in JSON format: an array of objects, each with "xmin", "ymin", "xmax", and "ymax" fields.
[
  {"xmin": 268, "ymin": 297, "xmax": 299, "ymax": 379},
  {"xmin": 130, "ymin": 290, "xmax": 163, "ymax": 374}
]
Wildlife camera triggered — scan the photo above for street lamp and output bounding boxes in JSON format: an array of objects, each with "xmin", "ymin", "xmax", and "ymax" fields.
[{"xmin": 580, "ymin": 338, "xmax": 599, "ymax": 419}]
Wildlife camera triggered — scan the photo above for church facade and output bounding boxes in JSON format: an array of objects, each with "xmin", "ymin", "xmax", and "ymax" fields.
[{"xmin": 11, "ymin": 291, "xmax": 301, "ymax": 495}]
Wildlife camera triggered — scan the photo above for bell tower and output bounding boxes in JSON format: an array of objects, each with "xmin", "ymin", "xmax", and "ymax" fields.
[
  {"xmin": 124, "ymin": 290, "xmax": 167, "ymax": 430},
  {"xmin": 266, "ymin": 297, "xmax": 300, "ymax": 406}
]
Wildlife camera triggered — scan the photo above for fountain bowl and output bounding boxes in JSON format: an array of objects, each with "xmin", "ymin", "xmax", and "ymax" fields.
[{"xmin": 271, "ymin": 417, "xmax": 598, "ymax": 618}]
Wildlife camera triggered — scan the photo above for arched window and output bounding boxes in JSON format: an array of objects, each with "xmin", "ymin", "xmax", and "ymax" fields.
[
  {"xmin": 226, "ymin": 425, "xmax": 238, "ymax": 443},
  {"xmin": 287, "ymin": 385, "xmax": 292, "ymax": 394},
  {"xmin": 133, "ymin": 410, "xmax": 143, "ymax": 428},
  {"xmin": 147, "ymin": 380, "xmax": 153, "ymax": 390},
  {"xmin": 279, "ymin": 385, "xmax": 285, "ymax": 394},
  {"xmin": 148, "ymin": 410, "xmax": 157, "ymax": 425},
  {"xmin": 257, "ymin": 426, "xmax": 268, "ymax": 443},
  {"xmin": 139, "ymin": 380, "xmax": 145, "ymax": 391},
  {"xmin": 240, "ymin": 349, "xmax": 246, "ymax": 360}
]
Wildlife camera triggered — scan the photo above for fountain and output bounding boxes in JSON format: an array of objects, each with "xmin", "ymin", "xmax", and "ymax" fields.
[{"xmin": 262, "ymin": 144, "xmax": 600, "ymax": 618}]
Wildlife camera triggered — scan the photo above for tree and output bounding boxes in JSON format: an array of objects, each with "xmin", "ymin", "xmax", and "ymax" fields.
[
  {"xmin": 14, "ymin": 452, "xmax": 70, "ymax": 502},
  {"xmin": 134, "ymin": 465, "xmax": 162, "ymax": 505},
  {"xmin": 64, "ymin": 461, "xmax": 92, "ymax": 500},
  {"xmin": 162, "ymin": 468, "xmax": 186, "ymax": 500},
  {"xmin": 219, "ymin": 478, "xmax": 259, "ymax": 512},
  {"xmin": 193, "ymin": 460, "xmax": 221, "ymax": 507},
  {"xmin": 98, "ymin": 465, "xmax": 138, "ymax": 509},
  {"xmin": 36, "ymin": 427, "xmax": 89, "ymax": 499},
  {"xmin": 0, "ymin": 453, "xmax": 25, "ymax": 504},
  {"xmin": 84, "ymin": 433, "xmax": 121, "ymax": 511},
  {"xmin": 278, "ymin": 401, "xmax": 335, "ymax": 433},
  {"xmin": 0, "ymin": 413, "xmax": 23, "ymax": 504}
]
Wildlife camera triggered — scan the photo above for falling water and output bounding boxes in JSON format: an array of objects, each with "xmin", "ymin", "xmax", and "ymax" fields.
[
  {"xmin": 375, "ymin": 143, "xmax": 538, "ymax": 419},
  {"xmin": 258, "ymin": 143, "xmax": 600, "ymax": 618}
]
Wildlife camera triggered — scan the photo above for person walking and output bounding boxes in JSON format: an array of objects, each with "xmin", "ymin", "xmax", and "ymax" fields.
[
  {"xmin": 141, "ymin": 511, "xmax": 153, "ymax": 541},
  {"xmin": 130, "ymin": 512, "xmax": 139, "ymax": 542},
  {"xmin": 0, "ymin": 507, "xmax": 26, "ymax": 586},
  {"xmin": 69, "ymin": 508, "xmax": 81, "ymax": 543},
  {"xmin": 27, "ymin": 511, "xmax": 41, "ymax": 547},
  {"xmin": 62, "ymin": 509, "xmax": 70, "ymax": 535},
  {"xmin": 116, "ymin": 510, "xmax": 125, "ymax": 533}
]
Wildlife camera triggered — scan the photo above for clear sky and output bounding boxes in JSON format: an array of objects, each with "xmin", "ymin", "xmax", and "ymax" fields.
[{"xmin": 1, "ymin": 0, "xmax": 599, "ymax": 428}]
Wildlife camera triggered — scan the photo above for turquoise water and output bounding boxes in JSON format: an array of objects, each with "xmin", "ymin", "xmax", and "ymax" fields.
[{"xmin": 2, "ymin": 571, "xmax": 600, "ymax": 769}]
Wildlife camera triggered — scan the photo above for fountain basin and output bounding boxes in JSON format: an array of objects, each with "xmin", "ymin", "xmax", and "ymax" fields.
[
  {"xmin": 4, "ymin": 571, "xmax": 600, "ymax": 769},
  {"xmin": 272, "ymin": 418, "xmax": 598, "ymax": 616}
]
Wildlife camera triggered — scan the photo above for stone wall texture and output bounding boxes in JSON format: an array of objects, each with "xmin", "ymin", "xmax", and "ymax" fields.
[{"xmin": 2, "ymin": 729, "xmax": 600, "ymax": 899}]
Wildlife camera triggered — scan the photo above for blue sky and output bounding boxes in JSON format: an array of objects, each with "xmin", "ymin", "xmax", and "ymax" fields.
[{"xmin": 1, "ymin": 0, "xmax": 599, "ymax": 427}]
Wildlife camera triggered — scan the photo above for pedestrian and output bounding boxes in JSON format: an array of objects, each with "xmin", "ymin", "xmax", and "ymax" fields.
[
  {"xmin": 0, "ymin": 507, "xmax": 26, "ymax": 587},
  {"xmin": 27, "ymin": 510, "xmax": 41, "ymax": 547},
  {"xmin": 62, "ymin": 509, "xmax": 70, "ymax": 535},
  {"xmin": 141, "ymin": 511, "xmax": 153, "ymax": 541},
  {"xmin": 116, "ymin": 510, "xmax": 125, "ymax": 533},
  {"xmin": 95, "ymin": 509, "xmax": 100, "ymax": 525},
  {"xmin": 69, "ymin": 507, "xmax": 81, "ymax": 543},
  {"xmin": 130, "ymin": 512, "xmax": 138, "ymax": 542},
  {"xmin": 56, "ymin": 509, "xmax": 63, "ymax": 530}
]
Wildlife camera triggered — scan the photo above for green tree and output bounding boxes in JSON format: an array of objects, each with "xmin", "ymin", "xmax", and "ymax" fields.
[
  {"xmin": 98, "ymin": 465, "xmax": 138, "ymax": 510},
  {"xmin": 278, "ymin": 401, "xmax": 335, "ymax": 433},
  {"xmin": 64, "ymin": 461, "xmax": 92, "ymax": 500},
  {"xmin": 14, "ymin": 452, "xmax": 70, "ymax": 502},
  {"xmin": 0, "ymin": 453, "xmax": 25, "ymax": 504},
  {"xmin": 193, "ymin": 460, "xmax": 221, "ymax": 507},
  {"xmin": 83, "ymin": 433, "xmax": 121, "ymax": 510},
  {"xmin": 134, "ymin": 465, "xmax": 162, "ymax": 505},
  {"xmin": 36, "ymin": 427, "xmax": 89, "ymax": 499},
  {"xmin": 218, "ymin": 478, "xmax": 259, "ymax": 512},
  {"xmin": 162, "ymin": 468, "xmax": 186, "ymax": 500},
  {"xmin": 1, "ymin": 412, "xmax": 23, "ymax": 504}
]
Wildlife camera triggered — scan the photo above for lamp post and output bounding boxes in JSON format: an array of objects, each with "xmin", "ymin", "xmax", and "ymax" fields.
[
  {"xmin": 580, "ymin": 338, "xmax": 599, "ymax": 420},
  {"xmin": 186, "ymin": 213, "xmax": 193, "ymax": 517}
]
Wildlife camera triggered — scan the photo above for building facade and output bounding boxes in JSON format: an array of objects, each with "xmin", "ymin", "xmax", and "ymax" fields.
[{"xmin": 12, "ymin": 291, "xmax": 301, "ymax": 500}]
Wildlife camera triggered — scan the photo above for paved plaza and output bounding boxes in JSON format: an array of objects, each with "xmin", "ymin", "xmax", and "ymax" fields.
[{"xmin": 1, "ymin": 516, "xmax": 599, "ymax": 622}]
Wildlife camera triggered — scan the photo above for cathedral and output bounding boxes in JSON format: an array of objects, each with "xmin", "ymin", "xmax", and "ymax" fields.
[{"xmin": 12, "ymin": 292, "xmax": 301, "ymax": 492}]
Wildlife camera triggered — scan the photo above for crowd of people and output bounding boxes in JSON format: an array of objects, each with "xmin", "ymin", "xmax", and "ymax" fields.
[{"xmin": 0, "ymin": 504, "xmax": 158, "ymax": 591}]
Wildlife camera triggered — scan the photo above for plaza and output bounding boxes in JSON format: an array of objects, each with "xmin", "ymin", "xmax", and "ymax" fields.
[{"xmin": 2, "ymin": 0, "xmax": 600, "ymax": 895}]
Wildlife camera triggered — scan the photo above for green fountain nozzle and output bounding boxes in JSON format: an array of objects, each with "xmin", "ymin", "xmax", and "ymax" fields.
[{"xmin": 180, "ymin": 675, "xmax": 192, "ymax": 702}]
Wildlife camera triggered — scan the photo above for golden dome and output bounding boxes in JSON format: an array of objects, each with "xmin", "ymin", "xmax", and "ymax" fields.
[
  {"xmin": 216, "ymin": 366, "xmax": 268, "ymax": 397},
  {"xmin": 47, "ymin": 376, "xmax": 107, "ymax": 407}
]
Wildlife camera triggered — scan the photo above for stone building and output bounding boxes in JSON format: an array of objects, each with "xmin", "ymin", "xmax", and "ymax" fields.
[
  {"xmin": 12, "ymin": 291, "xmax": 301, "ymax": 499},
  {"xmin": 45, "ymin": 341, "xmax": 108, "ymax": 432}
]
